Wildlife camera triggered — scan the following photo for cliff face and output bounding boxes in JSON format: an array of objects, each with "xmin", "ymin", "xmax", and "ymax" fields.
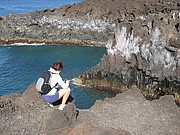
[
  {"xmin": 0, "ymin": 0, "xmax": 116, "ymax": 45},
  {"xmin": 0, "ymin": 0, "xmax": 180, "ymax": 99},
  {"xmin": 1, "ymin": 0, "xmax": 180, "ymax": 134},
  {"xmin": 78, "ymin": 0, "xmax": 180, "ymax": 101},
  {"xmin": 1, "ymin": 0, "xmax": 179, "ymax": 46}
]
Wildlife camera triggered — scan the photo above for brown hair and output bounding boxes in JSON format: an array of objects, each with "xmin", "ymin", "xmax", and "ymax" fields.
[{"xmin": 52, "ymin": 61, "xmax": 63, "ymax": 71}]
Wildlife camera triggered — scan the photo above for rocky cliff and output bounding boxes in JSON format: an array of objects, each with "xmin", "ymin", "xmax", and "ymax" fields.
[
  {"xmin": 0, "ymin": 0, "xmax": 179, "ymax": 102},
  {"xmin": 77, "ymin": 0, "xmax": 180, "ymax": 104},
  {"xmin": 0, "ymin": 83, "xmax": 131, "ymax": 135},
  {"xmin": 1, "ymin": 0, "xmax": 179, "ymax": 100},
  {"xmin": 1, "ymin": 0, "xmax": 179, "ymax": 46},
  {"xmin": 0, "ymin": 0, "xmax": 118, "ymax": 45},
  {"xmin": 0, "ymin": 84, "xmax": 77, "ymax": 134},
  {"xmin": 1, "ymin": 84, "xmax": 179, "ymax": 135},
  {"xmin": 1, "ymin": 0, "xmax": 180, "ymax": 134}
]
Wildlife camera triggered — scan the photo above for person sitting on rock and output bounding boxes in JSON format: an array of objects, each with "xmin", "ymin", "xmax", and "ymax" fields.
[{"xmin": 41, "ymin": 60, "xmax": 71, "ymax": 110}]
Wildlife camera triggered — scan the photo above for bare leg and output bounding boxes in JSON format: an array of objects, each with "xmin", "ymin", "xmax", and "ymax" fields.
[{"xmin": 58, "ymin": 87, "xmax": 70, "ymax": 110}]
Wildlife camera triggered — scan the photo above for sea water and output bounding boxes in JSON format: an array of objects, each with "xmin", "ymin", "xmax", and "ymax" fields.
[
  {"xmin": 0, "ymin": 0, "xmax": 115, "ymax": 109},
  {"xmin": 0, "ymin": 45, "xmax": 115, "ymax": 109},
  {"xmin": 0, "ymin": 0, "xmax": 83, "ymax": 16}
]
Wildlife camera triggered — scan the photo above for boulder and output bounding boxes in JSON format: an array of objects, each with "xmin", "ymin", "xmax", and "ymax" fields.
[{"xmin": 0, "ymin": 84, "xmax": 78, "ymax": 135}]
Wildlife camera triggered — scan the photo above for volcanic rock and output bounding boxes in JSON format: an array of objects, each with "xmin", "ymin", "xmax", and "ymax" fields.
[
  {"xmin": 79, "ymin": 85, "xmax": 180, "ymax": 135},
  {"xmin": 1, "ymin": 84, "xmax": 180, "ymax": 135},
  {"xmin": 78, "ymin": 0, "xmax": 180, "ymax": 100},
  {"xmin": 0, "ymin": 84, "xmax": 77, "ymax": 135}
]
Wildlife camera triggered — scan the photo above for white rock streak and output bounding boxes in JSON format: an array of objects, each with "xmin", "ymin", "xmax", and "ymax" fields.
[
  {"xmin": 106, "ymin": 26, "xmax": 177, "ymax": 72},
  {"xmin": 106, "ymin": 27, "xmax": 140, "ymax": 62},
  {"xmin": 39, "ymin": 16, "xmax": 115, "ymax": 32}
]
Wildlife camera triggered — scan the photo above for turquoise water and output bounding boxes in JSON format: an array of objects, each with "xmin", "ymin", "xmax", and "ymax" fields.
[
  {"xmin": 0, "ymin": 45, "xmax": 114, "ymax": 109},
  {"xmin": 0, "ymin": 0, "xmax": 115, "ymax": 109}
]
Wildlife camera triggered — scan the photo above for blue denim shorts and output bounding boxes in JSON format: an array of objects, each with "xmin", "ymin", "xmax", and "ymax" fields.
[{"xmin": 42, "ymin": 92, "xmax": 59, "ymax": 103}]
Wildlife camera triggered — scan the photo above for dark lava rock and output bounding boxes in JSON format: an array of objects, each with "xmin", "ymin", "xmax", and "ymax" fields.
[
  {"xmin": 1, "ymin": 0, "xmax": 179, "ymax": 45},
  {"xmin": 77, "ymin": 1, "xmax": 180, "ymax": 99}
]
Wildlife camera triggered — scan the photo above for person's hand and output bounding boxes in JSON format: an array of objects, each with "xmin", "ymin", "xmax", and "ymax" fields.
[{"xmin": 66, "ymin": 80, "xmax": 70, "ymax": 84}]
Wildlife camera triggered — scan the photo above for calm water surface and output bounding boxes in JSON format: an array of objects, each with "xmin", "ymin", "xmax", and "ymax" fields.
[
  {"xmin": 0, "ymin": 0, "xmax": 83, "ymax": 16},
  {"xmin": 0, "ymin": 45, "xmax": 115, "ymax": 109},
  {"xmin": 0, "ymin": 0, "xmax": 115, "ymax": 109}
]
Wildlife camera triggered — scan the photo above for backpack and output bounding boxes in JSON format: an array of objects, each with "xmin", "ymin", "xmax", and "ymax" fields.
[{"xmin": 36, "ymin": 71, "xmax": 52, "ymax": 94}]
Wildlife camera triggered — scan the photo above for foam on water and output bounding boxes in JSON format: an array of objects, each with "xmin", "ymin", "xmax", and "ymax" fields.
[{"xmin": 10, "ymin": 43, "xmax": 46, "ymax": 46}]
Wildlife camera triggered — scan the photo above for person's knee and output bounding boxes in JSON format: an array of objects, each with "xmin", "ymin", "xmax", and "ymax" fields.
[{"xmin": 66, "ymin": 87, "xmax": 71, "ymax": 93}]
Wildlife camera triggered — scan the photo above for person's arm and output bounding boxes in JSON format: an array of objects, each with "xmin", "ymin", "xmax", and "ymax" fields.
[{"xmin": 57, "ymin": 75, "xmax": 69, "ymax": 89}]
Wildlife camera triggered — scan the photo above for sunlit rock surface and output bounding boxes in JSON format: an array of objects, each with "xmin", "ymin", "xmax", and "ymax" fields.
[
  {"xmin": 78, "ymin": 0, "xmax": 180, "ymax": 101},
  {"xmin": 79, "ymin": 85, "xmax": 180, "ymax": 135},
  {"xmin": 1, "ymin": 84, "xmax": 179, "ymax": 135}
]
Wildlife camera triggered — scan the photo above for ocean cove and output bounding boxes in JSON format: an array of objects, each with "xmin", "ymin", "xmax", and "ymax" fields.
[{"xmin": 0, "ymin": 45, "xmax": 114, "ymax": 109}]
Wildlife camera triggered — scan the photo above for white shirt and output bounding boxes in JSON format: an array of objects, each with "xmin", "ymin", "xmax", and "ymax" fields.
[{"xmin": 46, "ymin": 67, "xmax": 69, "ymax": 95}]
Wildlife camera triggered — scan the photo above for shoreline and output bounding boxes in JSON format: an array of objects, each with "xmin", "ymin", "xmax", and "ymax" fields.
[
  {"xmin": 0, "ymin": 42, "xmax": 104, "ymax": 47},
  {"xmin": 1, "ymin": 0, "xmax": 180, "ymax": 134},
  {"xmin": 0, "ymin": 37, "xmax": 106, "ymax": 47}
]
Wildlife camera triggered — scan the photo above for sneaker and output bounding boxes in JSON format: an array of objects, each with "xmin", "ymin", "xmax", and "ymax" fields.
[
  {"xmin": 58, "ymin": 104, "xmax": 66, "ymax": 110},
  {"xmin": 47, "ymin": 102, "xmax": 53, "ymax": 108}
]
